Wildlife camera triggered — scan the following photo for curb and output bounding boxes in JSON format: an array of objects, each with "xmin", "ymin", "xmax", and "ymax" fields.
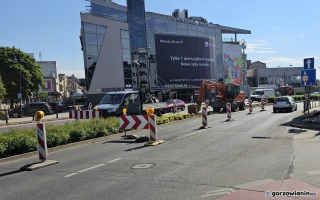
[{"xmin": 0, "ymin": 132, "xmax": 124, "ymax": 164}]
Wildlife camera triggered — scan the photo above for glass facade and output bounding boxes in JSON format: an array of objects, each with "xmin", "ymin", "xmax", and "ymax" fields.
[
  {"xmin": 127, "ymin": 0, "xmax": 147, "ymax": 49},
  {"xmin": 121, "ymin": 30, "xmax": 133, "ymax": 88},
  {"xmin": 91, "ymin": 3, "xmax": 127, "ymax": 22},
  {"xmin": 82, "ymin": 22, "xmax": 107, "ymax": 89}
]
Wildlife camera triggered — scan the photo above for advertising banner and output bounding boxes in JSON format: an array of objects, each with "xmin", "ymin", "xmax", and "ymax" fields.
[
  {"xmin": 223, "ymin": 44, "xmax": 243, "ymax": 84},
  {"xmin": 155, "ymin": 34, "xmax": 215, "ymax": 88},
  {"xmin": 40, "ymin": 79, "xmax": 53, "ymax": 92}
]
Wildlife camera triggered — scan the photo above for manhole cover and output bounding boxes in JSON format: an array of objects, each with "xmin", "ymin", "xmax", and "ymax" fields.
[{"xmin": 131, "ymin": 163, "xmax": 154, "ymax": 169}]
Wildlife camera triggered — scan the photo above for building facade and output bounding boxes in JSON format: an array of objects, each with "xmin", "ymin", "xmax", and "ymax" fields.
[{"xmin": 80, "ymin": 0, "xmax": 251, "ymax": 104}]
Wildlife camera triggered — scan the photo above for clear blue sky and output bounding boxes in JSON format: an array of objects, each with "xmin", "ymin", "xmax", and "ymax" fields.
[{"xmin": 1, "ymin": 0, "xmax": 319, "ymax": 79}]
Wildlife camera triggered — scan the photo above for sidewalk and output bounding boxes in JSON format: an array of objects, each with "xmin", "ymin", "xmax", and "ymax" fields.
[{"xmin": 0, "ymin": 112, "xmax": 70, "ymax": 126}]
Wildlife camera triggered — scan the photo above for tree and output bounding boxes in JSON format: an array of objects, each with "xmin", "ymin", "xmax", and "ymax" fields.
[
  {"xmin": 0, "ymin": 75, "xmax": 6, "ymax": 100},
  {"xmin": 0, "ymin": 46, "xmax": 44, "ymax": 108}
]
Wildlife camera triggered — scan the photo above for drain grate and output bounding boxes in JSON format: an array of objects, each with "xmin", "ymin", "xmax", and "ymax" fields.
[{"xmin": 251, "ymin": 136, "xmax": 271, "ymax": 139}]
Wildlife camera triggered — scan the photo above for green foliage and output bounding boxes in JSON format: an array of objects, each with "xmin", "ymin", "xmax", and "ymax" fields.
[
  {"xmin": 0, "ymin": 46, "xmax": 44, "ymax": 106},
  {"xmin": 0, "ymin": 114, "xmax": 193, "ymax": 158},
  {"xmin": 0, "ymin": 75, "xmax": 6, "ymax": 100}
]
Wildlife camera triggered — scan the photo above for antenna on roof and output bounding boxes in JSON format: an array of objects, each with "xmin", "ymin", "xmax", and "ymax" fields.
[{"xmin": 39, "ymin": 52, "xmax": 42, "ymax": 61}]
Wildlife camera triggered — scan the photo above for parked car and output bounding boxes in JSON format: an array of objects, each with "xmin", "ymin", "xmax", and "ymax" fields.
[
  {"xmin": 166, "ymin": 99, "xmax": 185, "ymax": 113},
  {"xmin": 48, "ymin": 101, "xmax": 67, "ymax": 112},
  {"xmin": 273, "ymin": 96, "xmax": 297, "ymax": 112},
  {"xmin": 9, "ymin": 102, "xmax": 53, "ymax": 118}
]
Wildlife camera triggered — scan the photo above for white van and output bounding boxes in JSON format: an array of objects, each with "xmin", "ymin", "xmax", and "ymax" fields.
[{"xmin": 250, "ymin": 89, "xmax": 275, "ymax": 102}]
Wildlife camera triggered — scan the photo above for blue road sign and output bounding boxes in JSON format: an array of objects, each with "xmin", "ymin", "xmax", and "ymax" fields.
[
  {"xmin": 301, "ymin": 69, "xmax": 316, "ymax": 86},
  {"xmin": 304, "ymin": 57, "xmax": 314, "ymax": 69}
]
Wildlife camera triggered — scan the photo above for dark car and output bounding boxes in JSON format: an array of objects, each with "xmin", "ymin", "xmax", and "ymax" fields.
[
  {"xmin": 166, "ymin": 99, "xmax": 186, "ymax": 113},
  {"xmin": 48, "ymin": 102, "xmax": 67, "ymax": 112},
  {"xmin": 9, "ymin": 102, "xmax": 53, "ymax": 118}
]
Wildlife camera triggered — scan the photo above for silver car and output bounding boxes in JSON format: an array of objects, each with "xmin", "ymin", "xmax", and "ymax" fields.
[{"xmin": 273, "ymin": 96, "xmax": 297, "ymax": 112}]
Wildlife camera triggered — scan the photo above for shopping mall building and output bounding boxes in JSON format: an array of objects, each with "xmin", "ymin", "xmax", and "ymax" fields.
[{"xmin": 80, "ymin": 0, "xmax": 251, "ymax": 104}]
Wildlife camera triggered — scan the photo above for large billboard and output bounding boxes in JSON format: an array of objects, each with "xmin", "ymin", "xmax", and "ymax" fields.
[
  {"xmin": 155, "ymin": 34, "xmax": 215, "ymax": 88},
  {"xmin": 222, "ymin": 44, "xmax": 243, "ymax": 84}
]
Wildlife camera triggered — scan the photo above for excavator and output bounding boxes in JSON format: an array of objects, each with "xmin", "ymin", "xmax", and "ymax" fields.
[{"xmin": 188, "ymin": 80, "xmax": 246, "ymax": 113}]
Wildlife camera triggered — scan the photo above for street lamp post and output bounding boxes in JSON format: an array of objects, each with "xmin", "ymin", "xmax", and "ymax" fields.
[{"xmin": 13, "ymin": 47, "xmax": 22, "ymax": 117}]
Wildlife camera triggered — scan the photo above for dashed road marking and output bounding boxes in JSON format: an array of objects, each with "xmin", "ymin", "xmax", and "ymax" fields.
[
  {"xmin": 235, "ymin": 178, "xmax": 276, "ymax": 189},
  {"xmin": 178, "ymin": 130, "xmax": 202, "ymax": 140},
  {"xmin": 107, "ymin": 158, "xmax": 122, "ymax": 163},
  {"xmin": 201, "ymin": 188, "xmax": 236, "ymax": 198},
  {"xmin": 64, "ymin": 158, "xmax": 122, "ymax": 178},
  {"xmin": 78, "ymin": 164, "xmax": 105, "ymax": 173},
  {"xmin": 306, "ymin": 170, "xmax": 320, "ymax": 175},
  {"xmin": 64, "ymin": 173, "xmax": 78, "ymax": 178}
]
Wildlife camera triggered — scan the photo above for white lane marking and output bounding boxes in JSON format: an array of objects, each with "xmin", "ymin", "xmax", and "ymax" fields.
[
  {"xmin": 306, "ymin": 170, "xmax": 320, "ymax": 175},
  {"xmin": 201, "ymin": 188, "xmax": 236, "ymax": 198},
  {"xmin": 77, "ymin": 164, "xmax": 105, "ymax": 173},
  {"xmin": 64, "ymin": 158, "xmax": 122, "ymax": 178},
  {"xmin": 178, "ymin": 131, "xmax": 201, "ymax": 140},
  {"xmin": 107, "ymin": 158, "xmax": 122, "ymax": 163},
  {"xmin": 64, "ymin": 173, "xmax": 78, "ymax": 178},
  {"xmin": 235, "ymin": 179, "xmax": 275, "ymax": 189}
]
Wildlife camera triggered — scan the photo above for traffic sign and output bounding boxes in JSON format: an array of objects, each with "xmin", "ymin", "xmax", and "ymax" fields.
[
  {"xmin": 303, "ymin": 57, "xmax": 314, "ymax": 69},
  {"xmin": 301, "ymin": 69, "xmax": 316, "ymax": 86}
]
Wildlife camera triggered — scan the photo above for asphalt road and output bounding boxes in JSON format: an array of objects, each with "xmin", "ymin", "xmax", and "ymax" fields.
[{"xmin": 1, "ymin": 102, "xmax": 320, "ymax": 199}]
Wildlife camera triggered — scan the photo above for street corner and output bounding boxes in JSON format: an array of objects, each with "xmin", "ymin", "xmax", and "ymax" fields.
[
  {"xmin": 20, "ymin": 160, "xmax": 59, "ymax": 171},
  {"xmin": 144, "ymin": 140, "xmax": 164, "ymax": 146}
]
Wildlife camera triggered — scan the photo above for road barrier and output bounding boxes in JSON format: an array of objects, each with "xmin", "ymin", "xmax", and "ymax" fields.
[
  {"xmin": 248, "ymin": 99, "xmax": 253, "ymax": 114},
  {"xmin": 36, "ymin": 122, "xmax": 48, "ymax": 162},
  {"xmin": 69, "ymin": 110, "xmax": 102, "ymax": 120},
  {"xmin": 148, "ymin": 114, "xmax": 157, "ymax": 141},
  {"xmin": 226, "ymin": 102, "xmax": 231, "ymax": 121},
  {"xmin": 119, "ymin": 115, "xmax": 149, "ymax": 130},
  {"xmin": 202, "ymin": 107, "xmax": 207, "ymax": 126}
]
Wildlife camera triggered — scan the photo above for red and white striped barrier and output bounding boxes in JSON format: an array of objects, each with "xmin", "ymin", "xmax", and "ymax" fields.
[
  {"xmin": 69, "ymin": 110, "xmax": 102, "ymax": 120},
  {"xmin": 36, "ymin": 122, "xmax": 48, "ymax": 162},
  {"xmin": 226, "ymin": 102, "xmax": 231, "ymax": 121},
  {"xmin": 202, "ymin": 107, "xmax": 207, "ymax": 126},
  {"xmin": 261, "ymin": 101, "xmax": 265, "ymax": 111},
  {"xmin": 119, "ymin": 115, "xmax": 149, "ymax": 130},
  {"xmin": 248, "ymin": 99, "xmax": 253, "ymax": 114},
  {"xmin": 148, "ymin": 115, "xmax": 157, "ymax": 141}
]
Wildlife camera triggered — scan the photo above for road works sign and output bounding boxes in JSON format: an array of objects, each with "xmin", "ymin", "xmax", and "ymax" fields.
[
  {"xmin": 304, "ymin": 57, "xmax": 314, "ymax": 69},
  {"xmin": 301, "ymin": 69, "xmax": 316, "ymax": 86},
  {"xmin": 120, "ymin": 115, "xmax": 149, "ymax": 130}
]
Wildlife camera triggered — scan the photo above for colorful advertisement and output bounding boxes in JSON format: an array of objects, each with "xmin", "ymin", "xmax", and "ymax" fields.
[
  {"xmin": 155, "ymin": 34, "xmax": 215, "ymax": 88},
  {"xmin": 40, "ymin": 79, "xmax": 53, "ymax": 92},
  {"xmin": 223, "ymin": 44, "xmax": 243, "ymax": 84}
]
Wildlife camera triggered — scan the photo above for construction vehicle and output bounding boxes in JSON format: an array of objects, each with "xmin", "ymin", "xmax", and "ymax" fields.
[
  {"xmin": 278, "ymin": 85, "xmax": 294, "ymax": 96},
  {"xmin": 189, "ymin": 80, "xmax": 246, "ymax": 113}
]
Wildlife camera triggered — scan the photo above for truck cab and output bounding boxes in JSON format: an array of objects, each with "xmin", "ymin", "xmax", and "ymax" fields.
[{"xmin": 96, "ymin": 91, "xmax": 143, "ymax": 117}]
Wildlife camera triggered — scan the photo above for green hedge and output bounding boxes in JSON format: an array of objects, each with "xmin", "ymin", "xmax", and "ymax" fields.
[
  {"xmin": 0, "ymin": 113, "xmax": 194, "ymax": 159},
  {"xmin": 0, "ymin": 117, "xmax": 120, "ymax": 158}
]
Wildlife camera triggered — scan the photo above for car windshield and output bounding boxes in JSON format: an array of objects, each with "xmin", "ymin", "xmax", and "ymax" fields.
[
  {"xmin": 275, "ymin": 97, "xmax": 289, "ymax": 101},
  {"xmin": 166, "ymin": 99, "xmax": 175, "ymax": 104},
  {"xmin": 253, "ymin": 91, "xmax": 263, "ymax": 95},
  {"xmin": 100, "ymin": 94, "xmax": 124, "ymax": 104}
]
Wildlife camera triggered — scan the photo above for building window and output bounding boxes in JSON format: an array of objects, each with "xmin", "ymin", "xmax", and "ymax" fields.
[{"xmin": 259, "ymin": 77, "xmax": 268, "ymax": 85}]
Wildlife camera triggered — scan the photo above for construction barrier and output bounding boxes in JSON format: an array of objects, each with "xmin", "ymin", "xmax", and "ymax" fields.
[
  {"xmin": 226, "ymin": 102, "xmax": 231, "ymax": 121},
  {"xmin": 148, "ymin": 114, "xmax": 157, "ymax": 141},
  {"xmin": 36, "ymin": 122, "xmax": 48, "ymax": 162},
  {"xmin": 248, "ymin": 99, "xmax": 253, "ymax": 114},
  {"xmin": 119, "ymin": 115, "xmax": 149, "ymax": 130},
  {"xmin": 202, "ymin": 107, "xmax": 207, "ymax": 126},
  {"xmin": 69, "ymin": 110, "xmax": 102, "ymax": 120}
]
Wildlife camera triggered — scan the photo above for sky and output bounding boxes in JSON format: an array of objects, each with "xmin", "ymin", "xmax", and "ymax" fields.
[{"xmin": 1, "ymin": 0, "xmax": 320, "ymax": 79}]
